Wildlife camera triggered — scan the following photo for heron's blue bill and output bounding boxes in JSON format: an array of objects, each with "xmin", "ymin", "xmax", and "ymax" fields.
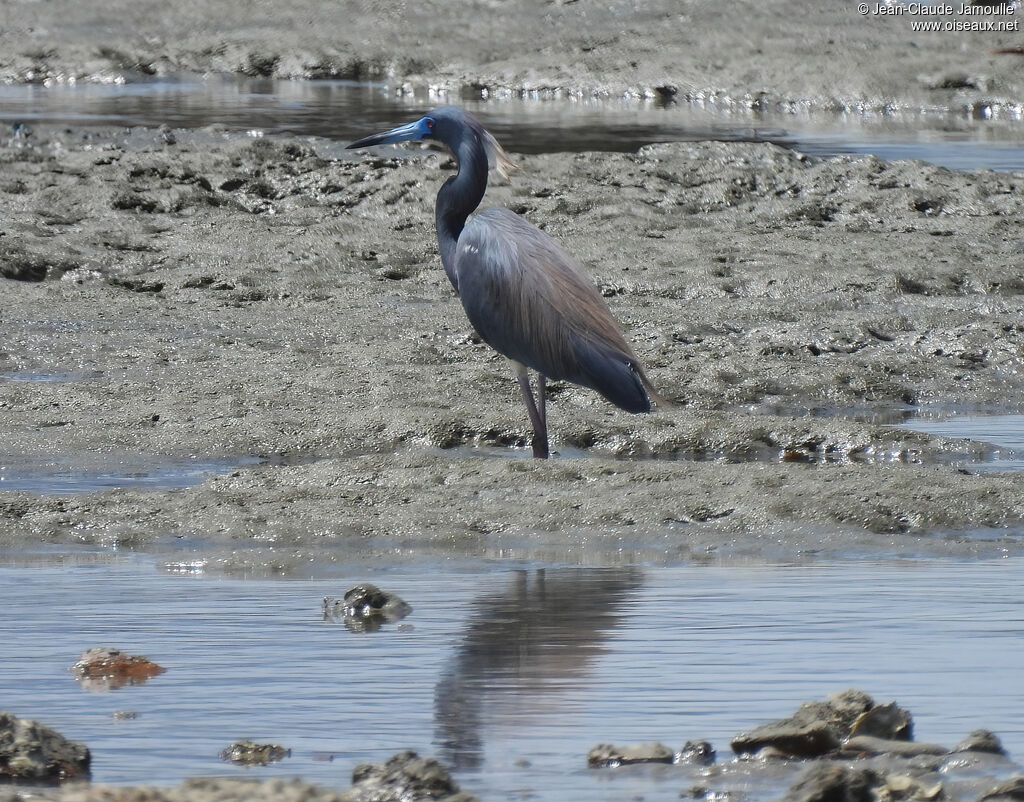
[{"xmin": 345, "ymin": 117, "xmax": 433, "ymax": 149}]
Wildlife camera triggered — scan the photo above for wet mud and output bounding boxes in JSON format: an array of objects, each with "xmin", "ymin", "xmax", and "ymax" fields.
[
  {"xmin": 2, "ymin": 1, "xmax": 1024, "ymax": 116},
  {"xmin": 2, "ymin": 125, "xmax": 1024, "ymax": 558},
  {"xmin": 3, "ymin": 5, "xmax": 1024, "ymax": 799}
]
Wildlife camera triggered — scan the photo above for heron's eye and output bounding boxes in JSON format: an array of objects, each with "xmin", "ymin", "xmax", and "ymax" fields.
[{"xmin": 425, "ymin": 118, "xmax": 435, "ymax": 131}]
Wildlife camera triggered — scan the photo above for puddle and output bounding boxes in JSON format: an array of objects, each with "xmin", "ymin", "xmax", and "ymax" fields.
[
  {"xmin": 1, "ymin": 77, "xmax": 1023, "ymax": 171},
  {"xmin": 0, "ymin": 454, "xmax": 262, "ymax": 494},
  {"xmin": 435, "ymin": 443, "xmax": 592, "ymax": 460},
  {"xmin": 434, "ymin": 431, "xmax": 960, "ymax": 470},
  {"xmin": 0, "ymin": 370, "xmax": 104, "ymax": 383},
  {"xmin": 0, "ymin": 553, "xmax": 1021, "ymax": 800},
  {"xmin": 899, "ymin": 414, "xmax": 1024, "ymax": 472}
]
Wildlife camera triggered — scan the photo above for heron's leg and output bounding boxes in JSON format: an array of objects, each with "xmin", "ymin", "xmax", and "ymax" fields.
[
  {"xmin": 515, "ymin": 364, "xmax": 549, "ymax": 459},
  {"xmin": 538, "ymin": 375, "xmax": 547, "ymax": 428}
]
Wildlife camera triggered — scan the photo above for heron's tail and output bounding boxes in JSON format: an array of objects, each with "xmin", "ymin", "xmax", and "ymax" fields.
[
  {"xmin": 572, "ymin": 336, "xmax": 652, "ymax": 414},
  {"xmin": 632, "ymin": 362, "xmax": 671, "ymax": 409}
]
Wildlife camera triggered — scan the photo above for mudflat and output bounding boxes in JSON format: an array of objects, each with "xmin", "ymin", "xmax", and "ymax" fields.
[
  {"xmin": 3, "ymin": 4, "xmax": 1024, "ymax": 800},
  {"xmin": 4, "ymin": 2, "xmax": 1023, "ymax": 562},
  {"xmin": 3, "ymin": 124, "xmax": 1023, "ymax": 559}
]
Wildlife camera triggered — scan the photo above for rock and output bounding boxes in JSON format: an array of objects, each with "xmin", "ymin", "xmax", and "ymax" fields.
[
  {"xmin": 826, "ymin": 690, "xmax": 877, "ymax": 722},
  {"xmin": 842, "ymin": 735, "xmax": 946, "ymax": 757},
  {"xmin": 848, "ymin": 701, "xmax": 913, "ymax": 741},
  {"xmin": 69, "ymin": 647, "xmax": 166, "ymax": 690},
  {"xmin": 342, "ymin": 751, "xmax": 476, "ymax": 802},
  {"xmin": 21, "ymin": 777, "xmax": 375, "ymax": 801},
  {"xmin": 685, "ymin": 787, "xmax": 744, "ymax": 801},
  {"xmin": 324, "ymin": 584, "xmax": 412, "ymax": 632},
  {"xmin": 679, "ymin": 739, "xmax": 716, "ymax": 765},
  {"xmin": 219, "ymin": 740, "xmax": 291, "ymax": 765},
  {"xmin": 732, "ymin": 720, "xmax": 840, "ymax": 759},
  {"xmin": 979, "ymin": 776, "xmax": 1024, "ymax": 801},
  {"xmin": 879, "ymin": 774, "xmax": 943, "ymax": 802},
  {"xmin": 781, "ymin": 764, "xmax": 881, "ymax": 802},
  {"xmin": 954, "ymin": 730, "xmax": 1008, "ymax": 756},
  {"xmin": 732, "ymin": 691, "xmax": 913, "ymax": 759},
  {"xmin": 0, "ymin": 711, "xmax": 91, "ymax": 783},
  {"xmin": 587, "ymin": 741, "xmax": 675, "ymax": 767}
]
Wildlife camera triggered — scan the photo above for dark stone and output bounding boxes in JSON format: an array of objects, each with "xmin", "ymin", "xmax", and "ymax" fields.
[
  {"xmin": 324, "ymin": 584, "xmax": 412, "ymax": 632},
  {"xmin": 847, "ymin": 701, "xmax": 913, "ymax": 740},
  {"xmin": 342, "ymin": 750, "xmax": 476, "ymax": 802},
  {"xmin": 679, "ymin": 739, "xmax": 716, "ymax": 765},
  {"xmin": 219, "ymin": 739, "xmax": 291, "ymax": 765},
  {"xmin": 841, "ymin": 735, "xmax": 946, "ymax": 757},
  {"xmin": 782, "ymin": 764, "xmax": 881, "ymax": 802},
  {"xmin": 587, "ymin": 742, "xmax": 675, "ymax": 767},
  {"xmin": 953, "ymin": 729, "xmax": 1007, "ymax": 756},
  {"xmin": 732, "ymin": 690, "xmax": 914, "ymax": 759},
  {"xmin": 731, "ymin": 720, "xmax": 840, "ymax": 759},
  {"xmin": 979, "ymin": 776, "xmax": 1024, "ymax": 801},
  {"xmin": 0, "ymin": 711, "xmax": 91, "ymax": 783}
]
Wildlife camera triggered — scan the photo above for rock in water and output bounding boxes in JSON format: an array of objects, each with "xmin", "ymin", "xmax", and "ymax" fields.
[
  {"xmin": 70, "ymin": 647, "xmax": 166, "ymax": 690},
  {"xmin": 323, "ymin": 584, "xmax": 412, "ymax": 632},
  {"xmin": 732, "ymin": 690, "xmax": 913, "ymax": 759},
  {"xmin": 782, "ymin": 764, "xmax": 881, "ymax": 802},
  {"xmin": 219, "ymin": 740, "xmax": 291, "ymax": 765},
  {"xmin": 343, "ymin": 751, "xmax": 477, "ymax": 802},
  {"xmin": 0, "ymin": 711, "xmax": 91, "ymax": 783},
  {"xmin": 587, "ymin": 742, "xmax": 675, "ymax": 767}
]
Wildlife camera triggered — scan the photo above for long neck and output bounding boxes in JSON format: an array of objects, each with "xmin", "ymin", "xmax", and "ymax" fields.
[{"xmin": 436, "ymin": 137, "xmax": 489, "ymax": 293}]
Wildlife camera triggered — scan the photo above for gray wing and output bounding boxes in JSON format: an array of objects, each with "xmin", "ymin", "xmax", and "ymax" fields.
[{"xmin": 454, "ymin": 207, "xmax": 651, "ymax": 413}]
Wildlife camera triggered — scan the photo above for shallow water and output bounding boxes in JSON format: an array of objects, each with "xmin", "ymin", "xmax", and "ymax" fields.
[
  {"xmin": 2, "ymin": 409, "xmax": 1020, "ymax": 499},
  {"xmin": 0, "ymin": 454, "xmax": 261, "ymax": 494},
  {"xmin": 2, "ymin": 77, "xmax": 1023, "ymax": 170},
  {"xmin": 900, "ymin": 413, "xmax": 1024, "ymax": 471},
  {"xmin": 1, "ymin": 552, "xmax": 1022, "ymax": 800}
]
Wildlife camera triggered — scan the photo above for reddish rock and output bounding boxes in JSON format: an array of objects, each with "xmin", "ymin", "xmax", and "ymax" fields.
[{"xmin": 70, "ymin": 647, "xmax": 166, "ymax": 690}]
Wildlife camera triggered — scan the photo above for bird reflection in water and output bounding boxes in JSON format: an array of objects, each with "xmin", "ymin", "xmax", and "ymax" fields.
[{"xmin": 434, "ymin": 567, "xmax": 643, "ymax": 769}]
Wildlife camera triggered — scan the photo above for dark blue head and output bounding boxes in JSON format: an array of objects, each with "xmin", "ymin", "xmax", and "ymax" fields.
[
  {"xmin": 345, "ymin": 106, "xmax": 512, "ymax": 177},
  {"xmin": 345, "ymin": 114, "xmax": 437, "ymax": 149}
]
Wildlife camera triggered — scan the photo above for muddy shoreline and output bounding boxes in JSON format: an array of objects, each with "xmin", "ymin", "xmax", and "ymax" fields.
[
  {"xmin": 3, "ymin": 0, "xmax": 1024, "ymax": 117},
  {"xmin": 4, "ymin": 690, "xmax": 1023, "ymax": 801},
  {"xmin": 3, "ymin": 4, "xmax": 1024, "ymax": 799},
  {"xmin": 3, "ymin": 122, "xmax": 1024, "ymax": 559}
]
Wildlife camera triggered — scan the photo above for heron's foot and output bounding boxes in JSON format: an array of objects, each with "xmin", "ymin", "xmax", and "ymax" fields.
[{"xmin": 531, "ymin": 429, "xmax": 550, "ymax": 459}]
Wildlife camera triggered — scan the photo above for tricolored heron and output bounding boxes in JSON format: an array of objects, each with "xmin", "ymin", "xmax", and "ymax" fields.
[{"xmin": 346, "ymin": 106, "xmax": 658, "ymax": 458}]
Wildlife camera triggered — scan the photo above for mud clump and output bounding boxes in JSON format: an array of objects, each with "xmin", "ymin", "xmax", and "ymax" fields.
[
  {"xmin": 3, "ymin": 753, "xmax": 471, "ymax": 801},
  {"xmin": 782, "ymin": 764, "xmax": 881, "ymax": 802},
  {"xmin": 324, "ymin": 584, "xmax": 412, "ymax": 632},
  {"xmin": 0, "ymin": 710, "xmax": 91, "ymax": 783},
  {"xmin": 731, "ymin": 689, "xmax": 908, "ymax": 758},
  {"xmin": 586, "ymin": 690, "xmax": 1017, "ymax": 801},
  {"xmin": 219, "ymin": 740, "xmax": 291, "ymax": 765},
  {"xmin": 956, "ymin": 730, "xmax": 1009, "ymax": 757},
  {"xmin": 841, "ymin": 735, "xmax": 947, "ymax": 758},
  {"xmin": 343, "ymin": 750, "xmax": 477, "ymax": 802},
  {"xmin": 847, "ymin": 701, "xmax": 913, "ymax": 741},
  {"xmin": 588, "ymin": 741, "xmax": 675, "ymax": 767},
  {"xmin": 979, "ymin": 776, "xmax": 1024, "ymax": 801},
  {"xmin": 69, "ymin": 647, "xmax": 166, "ymax": 691},
  {"xmin": 679, "ymin": 740, "xmax": 716, "ymax": 766}
]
